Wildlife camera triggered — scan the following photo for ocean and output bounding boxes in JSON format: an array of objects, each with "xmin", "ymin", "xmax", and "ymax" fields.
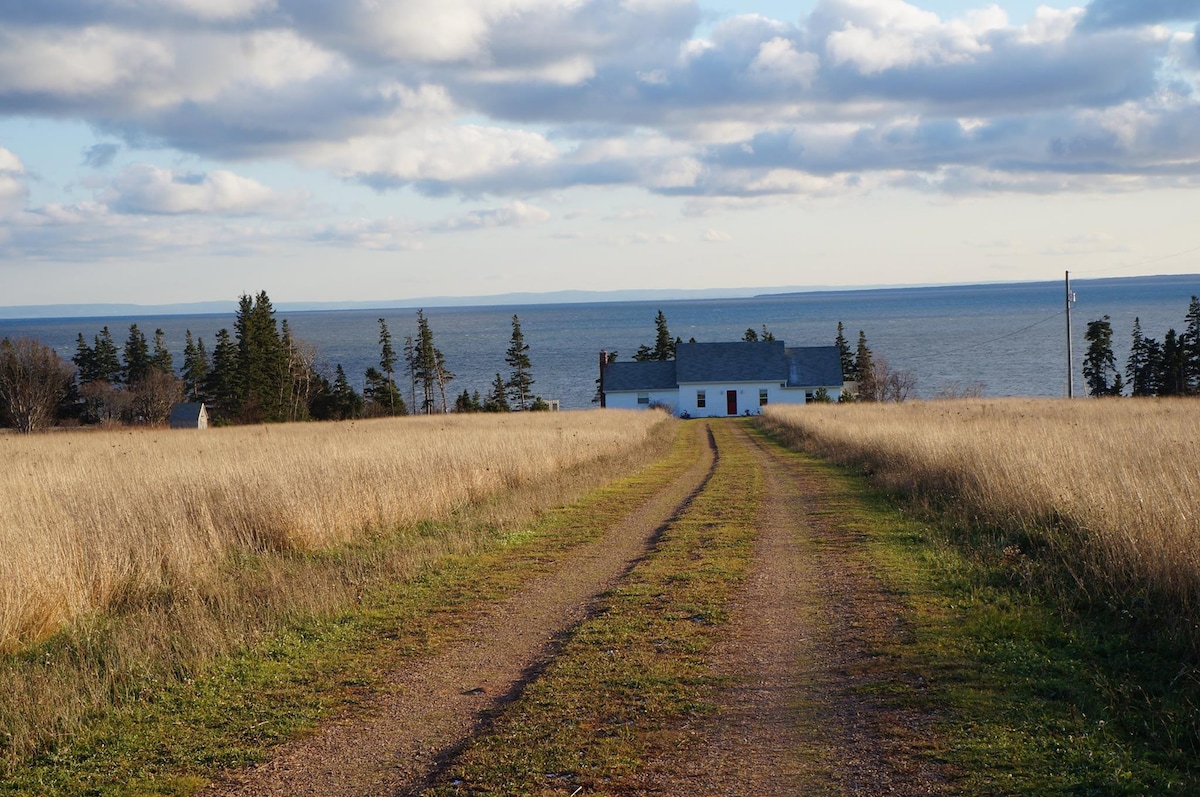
[{"xmin": 2, "ymin": 274, "xmax": 1198, "ymax": 409}]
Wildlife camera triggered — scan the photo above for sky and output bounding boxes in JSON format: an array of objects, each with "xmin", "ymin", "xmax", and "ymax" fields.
[{"xmin": 1, "ymin": 0, "xmax": 1199, "ymax": 307}]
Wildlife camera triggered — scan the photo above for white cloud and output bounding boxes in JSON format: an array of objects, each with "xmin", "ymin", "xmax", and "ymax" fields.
[
  {"xmin": 103, "ymin": 164, "xmax": 301, "ymax": 215},
  {"xmin": 308, "ymin": 124, "xmax": 560, "ymax": 189},
  {"xmin": 469, "ymin": 56, "xmax": 597, "ymax": 86},
  {"xmin": 749, "ymin": 38, "xmax": 820, "ymax": 86},
  {"xmin": 0, "ymin": 0, "xmax": 1196, "ymax": 234},
  {"xmin": 0, "ymin": 27, "xmax": 173, "ymax": 98},
  {"xmin": 606, "ymin": 208, "xmax": 658, "ymax": 221},
  {"xmin": 0, "ymin": 147, "xmax": 28, "ymax": 214},
  {"xmin": 432, "ymin": 200, "xmax": 552, "ymax": 231},
  {"xmin": 702, "ymin": 228, "xmax": 732, "ymax": 242},
  {"xmin": 648, "ymin": 156, "xmax": 704, "ymax": 189},
  {"xmin": 109, "ymin": 0, "xmax": 276, "ymax": 22},
  {"xmin": 1015, "ymin": 6, "xmax": 1084, "ymax": 44},
  {"xmin": 0, "ymin": 147, "xmax": 23, "ymax": 174},
  {"xmin": 310, "ymin": 217, "xmax": 423, "ymax": 251},
  {"xmin": 821, "ymin": 0, "xmax": 992, "ymax": 73}
]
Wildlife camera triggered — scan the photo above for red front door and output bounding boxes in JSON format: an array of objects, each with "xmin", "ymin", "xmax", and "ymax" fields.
[{"xmin": 726, "ymin": 390, "xmax": 737, "ymax": 415}]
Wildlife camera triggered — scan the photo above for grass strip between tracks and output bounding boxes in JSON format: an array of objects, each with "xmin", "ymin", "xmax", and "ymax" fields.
[
  {"xmin": 0, "ymin": 422, "xmax": 701, "ymax": 796},
  {"xmin": 426, "ymin": 420, "xmax": 761, "ymax": 796}
]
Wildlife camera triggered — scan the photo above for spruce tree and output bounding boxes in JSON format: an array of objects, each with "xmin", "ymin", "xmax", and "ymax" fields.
[
  {"xmin": 122, "ymin": 324, "xmax": 151, "ymax": 386},
  {"xmin": 1159, "ymin": 329, "xmax": 1186, "ymax": 396},
  {"xmin": 1184, "ymin": 296, "xmax": 1200, "ymax": 394},
  {"xmin": 151, "ymin": 328, "xmax": 174, "ymax": 375},
  {"xmin": 73, "ymin": 333, "xmax": 97, "ymax": 385},
  {"xmin": 329, "ymin": 364, "xmax": 363, "ymax": 420},
  {"xmin": 233, "ymin": 291, "xmax": 289, "ymax": 422},
  {"xmin": 743, "ymin": 327, "xmax": 758, "ymax": 342},
  {"xmin": 454, "ymin": 389, "xmax": 483, "ymax": 413},
  {"xmin": 485, "ymin": 373, "xmax": 510, "ymax": 412},
  {"xmin": 634, "ymin": 311, "xmax": 675, "ymax": 361},
  {"xmin": 835, "ymin": 322, "xmax": 854, "ymax": 382},
  {"xmin": 378, "ymin": 318, "xmax": 399, "ymax": 416},
  {"xmin": 1083, "ymin": 316, "xmax": 1122, "ymax": 397},
  {"xmin": 205, "ymin": 328, "xmax": 240, "ymax": 421},
  {"xmin": 1126, "ymin": 318, "xmax": 1154, "ymax": 397},
  {"xmin": 402, "ymin": 334, "xmax": 417, "ymax": 415},
  {"xmin": 414, "ymin": 310, "xmax": 439, "ymax": 414},
  {"xmin": 434, "ymin": 347, "xmax": 454, "ymax": 413},
  {"xmin": 854, "ymin": 330, "xmax": 876, "ymax": 401},
  {"xmin": 93, "ymin": 327, "xmax": 122, "ymax": 384},
  {"xmin": 505, "ymin": 314, "xmax": 534, "ymax": 411},
  {"xmin": 364, "ymin": 367, "xmax": 406, "ymax": 416},
  {"xmin": 181, "ymin": 330, "xmax": 210, "ymax": 402}
]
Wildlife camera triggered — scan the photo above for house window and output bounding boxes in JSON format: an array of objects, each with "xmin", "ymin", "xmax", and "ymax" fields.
[
  {"xmin": 637, "ymin": 392, "xmax": 649, "ymax": 405},
  {"xmin": 696, "ymin": 390, "xmax": 706, "ymax": 408},
  {"xmin": 759, "ymin": 389, "xmax": 769, "ymax": 406}
]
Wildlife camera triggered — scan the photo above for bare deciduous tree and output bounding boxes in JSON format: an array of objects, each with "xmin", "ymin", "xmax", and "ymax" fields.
[
  {"xmin": 935, "ymin": 381, "xmax": 986, "ymax": 400},
  {"xmin": 0, "ymin": 337, "xmax": 75, "ymax": 433},
  {"xmin": 130, "ymin": 369, "xmax": 184, "ymax": 426},
  {"xmin": 867, "ymin": 355, "xmax": 918, "ymax": 403}
]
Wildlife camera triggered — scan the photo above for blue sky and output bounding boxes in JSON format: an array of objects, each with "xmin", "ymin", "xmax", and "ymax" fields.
[{"xmin": 1, "ymin": 0, "xmax": 1198, "ymax": 306}]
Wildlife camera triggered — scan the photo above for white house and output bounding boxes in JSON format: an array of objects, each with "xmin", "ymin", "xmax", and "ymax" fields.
[{"xmin": 601, "ymin": 341, "xmax": 843, "ymax": 417}]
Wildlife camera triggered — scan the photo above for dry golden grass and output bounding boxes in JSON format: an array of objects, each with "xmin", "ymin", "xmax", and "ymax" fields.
[
  {"xmin": 0, "ymin": 410, "xmax": 670, "ymax": 654},
  {"xmin": 761, "ymin": 399, "xmax": 1200, "ymax": 624}
]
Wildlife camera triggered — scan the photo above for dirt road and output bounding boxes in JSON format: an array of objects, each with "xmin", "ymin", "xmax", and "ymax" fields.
[
  {"xmin": 636, "ymin": 422, "xmax": 947, "ymax": 795},
  {"xmin": 204, "ymin": 420, "xmax": 946, "ymax": 795}
]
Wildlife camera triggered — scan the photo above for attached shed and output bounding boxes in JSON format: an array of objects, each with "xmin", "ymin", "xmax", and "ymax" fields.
[
  {"xmin": 601, "ymin": 341, "xmax": 843, "ymax": 417},
  {"xmin": 169, "ymin": 402, "xmax": 209, "ymax": 429}
]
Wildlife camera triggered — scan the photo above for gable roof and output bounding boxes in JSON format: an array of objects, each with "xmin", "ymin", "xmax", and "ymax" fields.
[
  {"xmin": 675, "ymin": 341, "xmax": 787, "ymax": 383},
  {"xmin": 603, "ymin": 340, "xmax": 844, "ymax": 394},
  {"xmin": 784, "ymin": 346, "xmax": 843, "ymax": 388},
  {"xmin": 169, "ymin": 402, "xmax": 207, "ymax": 425},
  {"xmin": 603, "ymin": 360, "xmax": 677, "ymax": 392}
]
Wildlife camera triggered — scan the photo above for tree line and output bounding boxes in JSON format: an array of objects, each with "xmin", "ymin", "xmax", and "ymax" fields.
[
  {"xmin": 0, "ymin": 292, "xmax": 547, "ymax": 433},
  {"xmin": 1082, "ymin": 296, "xmax": 1200, "ymax": 398}
]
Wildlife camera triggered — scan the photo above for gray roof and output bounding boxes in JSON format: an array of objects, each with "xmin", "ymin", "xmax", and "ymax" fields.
[
  {"xmin": 603, "ymin": 340, "xmax": 843, "ymax": 394},
  {"xmin": 675, "ymin": 341, "xmax": 787, "ymax": 383},
  {"xmin": 603, "ymin": 360, "xmax": 677, "ymax": 392},
  {"xmin": 169, "ymin": 402, "xmax": 207, "ymax": 424},
  {"xmin": 784, "ymin": 346, "xmax": 843, "ymax": 388}
]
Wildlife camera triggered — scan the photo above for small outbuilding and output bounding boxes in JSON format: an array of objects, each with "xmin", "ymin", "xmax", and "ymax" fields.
[{"xmin": 169, "ymin": 402, "xmax": 209, "ymax": 429}]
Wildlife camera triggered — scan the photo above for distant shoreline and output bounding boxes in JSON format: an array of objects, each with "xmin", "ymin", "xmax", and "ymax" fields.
[{"xmin": 3, "ymin": 272, "xmax": 1196, "ymax": 321}]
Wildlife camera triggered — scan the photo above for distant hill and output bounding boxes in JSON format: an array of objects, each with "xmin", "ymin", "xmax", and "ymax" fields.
[{"xmin": 0, "ymin": 286, "xmax": 823, "ymax": 320}]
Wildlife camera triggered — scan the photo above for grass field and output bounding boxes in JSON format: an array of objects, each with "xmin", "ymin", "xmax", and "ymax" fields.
[
  {"xmin": 0, "ymin": 410, "xmax": 675, "ymax": 775},
  {"xmin": 760, "ymin": 398, "xmax": 1200, "ymax": 776},
  {"xmin": 761, "ymin": 399, "xmax": 1200, "ymax": 630},
  {"xmin": 0, "ymin": 411, "xmax": 669, "ymax": 653}
]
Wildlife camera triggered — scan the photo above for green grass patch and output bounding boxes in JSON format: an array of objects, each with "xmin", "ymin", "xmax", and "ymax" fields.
[
  {"xmin": 0, "ymin": 423, "xmax": 702, "ymax": 796},
  {"xmin": 425, "ymin": 421, "xmax": 761, "ymax": 796},
  {"xmin": 754, "ymin": 422, "xmax": 1200, "ymax": 795}
]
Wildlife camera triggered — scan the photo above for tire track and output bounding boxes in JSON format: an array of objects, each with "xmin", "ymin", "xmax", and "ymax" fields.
[{"xmin": 202, "ymin": 421, "xmax": 717, "ymax": 797}]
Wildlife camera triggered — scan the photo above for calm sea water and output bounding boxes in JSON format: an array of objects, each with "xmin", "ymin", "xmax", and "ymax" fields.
[{"xmin": 2, "ymin": 274, "xmax": 1198, "ymax": 409}]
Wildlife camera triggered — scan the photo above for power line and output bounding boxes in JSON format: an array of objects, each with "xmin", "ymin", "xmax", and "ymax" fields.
[{"xmin": 956, "ymin": 310, "xmax": 1066, "ymax": 354}]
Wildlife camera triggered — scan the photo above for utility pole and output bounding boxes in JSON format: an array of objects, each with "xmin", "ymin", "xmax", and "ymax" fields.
[{"xmin": 1065, "ymin": 270, "xmax": 1075, "ymax": 398}]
